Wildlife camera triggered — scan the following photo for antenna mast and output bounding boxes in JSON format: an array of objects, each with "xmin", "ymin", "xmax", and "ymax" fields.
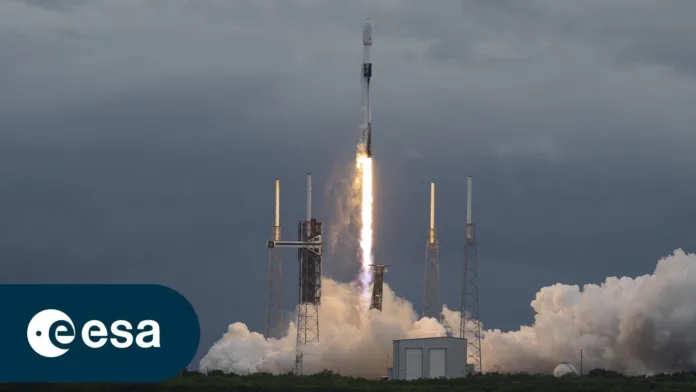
[
  {"xmin": 422, "ymin": 182, "xmax": 441, "ymax": 320},
  {"xmin": 264, "ymin": 179, "xmax": 283, "ymax": 338}
]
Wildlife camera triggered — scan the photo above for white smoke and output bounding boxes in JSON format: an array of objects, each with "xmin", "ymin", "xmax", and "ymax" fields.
[
  {"xmin": 200, "ymin": 278, "xmax": 446, "ymax": 378},
  {"xmin": 481, "ymin": 249, "xmax": 696, "ymax": 375},
  {"xmin": 322, "ymin": 157, "xmax": 363, "ymax": 281},
  {"xmin": 201, "ymin": 249, "xmax": 696, "ymax": 377}
]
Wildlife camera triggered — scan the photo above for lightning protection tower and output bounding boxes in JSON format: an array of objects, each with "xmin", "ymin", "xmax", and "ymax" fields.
[
  {"xmin": 422, "ymin": 182, "xmax": 441, "ymax": 320},
  {"xmin": 266, "ymin": 173, "xmax": 323, "ymax": 376},
  {"xmin": 264, "ymin": 179, "xmax": 283, "ymax": 339},
  {"xmin": 369, "ymin": 264, "xmax": 390, "ymax": 311},
  {"xmin": 460, "ymin": 175, "xmax": 482, "ymax": 373}
]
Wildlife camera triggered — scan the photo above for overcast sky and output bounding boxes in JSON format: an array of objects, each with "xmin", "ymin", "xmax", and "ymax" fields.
[{"xmin": 3, "ymin": 0, "xmax": 696, "ymax": 367}]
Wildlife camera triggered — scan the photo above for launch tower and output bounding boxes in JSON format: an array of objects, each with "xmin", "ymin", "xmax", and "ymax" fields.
[
  {"xmin": 460, "ymin": 176, "xmax": 482, "ymax": 373},
  {"xmin": 295, "ymin": 174, "xmax": 322, "ymax": 374},
  {"xmin": 422, "ymin": 182, "xmax": 441, "ymax": 320},
  {"xmin": 266, "ymin": 173, "xmax": 323, "ymax": 375}
]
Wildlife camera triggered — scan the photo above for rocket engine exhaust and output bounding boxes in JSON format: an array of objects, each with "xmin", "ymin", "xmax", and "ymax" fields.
[{"xmin": 356, "ymin": 19, "xmax": 374, "ymax": 306}]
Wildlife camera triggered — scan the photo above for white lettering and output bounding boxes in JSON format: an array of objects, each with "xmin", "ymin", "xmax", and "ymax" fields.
[
  {"xmin": 135, "ymin": 320, "xmax": 160, "ymax": 348},
  {"xmin": 109, "ymin": 320, "xmax": 133, "ymax": 348},
  {"xmin": 82, "ymin": 320, "xmax": 107, "ymax": 348},
  {"xmin": 32, "ymin": 312, "xmax": 161, "ymax": 353}
]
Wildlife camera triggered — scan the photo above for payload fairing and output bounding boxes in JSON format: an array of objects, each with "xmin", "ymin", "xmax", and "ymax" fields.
[{"xmin": 361, "ymin": 19, "xmax": 373, "ymax": 157}]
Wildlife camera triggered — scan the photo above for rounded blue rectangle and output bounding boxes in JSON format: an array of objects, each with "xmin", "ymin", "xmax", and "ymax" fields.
[{"xmin": 0, "ymin": 284, "xmax": 200, "ymax": 382}]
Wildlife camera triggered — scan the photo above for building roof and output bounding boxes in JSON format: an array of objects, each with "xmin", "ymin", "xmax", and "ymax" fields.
[{"xmin": 393, "ymin": 336, "xmax": 465, "ymax": 342}]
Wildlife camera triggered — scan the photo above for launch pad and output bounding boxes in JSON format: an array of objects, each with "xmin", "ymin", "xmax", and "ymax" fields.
[{"xmin": 261, "ymin": 19, "xmax": 483, "ymax": 377}]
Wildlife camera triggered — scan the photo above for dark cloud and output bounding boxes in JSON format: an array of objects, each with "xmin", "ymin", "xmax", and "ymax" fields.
[
  {"xmin": 2, "ymin": 0, "xmax": 696, "ymax": 367},
  {"xmin": 15, "ymin": 0, "xmax": 87, "ymax": 12}
]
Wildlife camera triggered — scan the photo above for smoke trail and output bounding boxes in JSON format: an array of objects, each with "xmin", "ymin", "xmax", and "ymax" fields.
[
  {"xmin": 202, "ymin": 249, "xmax": 696, "ymax": 377},
  {"xmin": 323, "ymin": 157, "xmax": 361, "ymax": 277}
]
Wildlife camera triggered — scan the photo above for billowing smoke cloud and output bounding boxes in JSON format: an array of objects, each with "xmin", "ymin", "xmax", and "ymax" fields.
[
  {"xmin": 481, "ymin": 249, "xmax": 696, "ymax": 375},
  {"xmin": 200, "ymin": 278, "xmax": 447, "ymax": 378},
  {"xmin": 201, "ymin": 249, "xmax": 696, "ymax": 377}
]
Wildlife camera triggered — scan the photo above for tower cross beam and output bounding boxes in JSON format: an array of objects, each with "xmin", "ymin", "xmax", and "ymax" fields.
[{"xmin": 267, "ymin": 237, "xmax": 322, "ymax": 254}]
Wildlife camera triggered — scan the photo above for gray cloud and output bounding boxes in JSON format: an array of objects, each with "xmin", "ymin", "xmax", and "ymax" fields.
[
  {"xmin": 15, "ymin": 0, "xmax": 88, "ymax": 12},
  {"xmin": 2, "ymin": 0, "xmax": 696, "ymax": 368}
]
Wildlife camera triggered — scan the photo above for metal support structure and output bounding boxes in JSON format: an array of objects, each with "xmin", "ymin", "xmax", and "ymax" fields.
[
  {"xmin": 460, "ymin": 175, "xmax": 482, "ymax": 374},
  {"xmin": 264, "ymin": 179, "xmax": 283, "ymax": 339},
  {"xmin": 369, "ymin": 264, "xmax": 390, "ymax": 311},
  {"xmin": 265, "ymin": 173, "xmax": 323, "ymax": 376},
  {"xmin": 298, "ymin": 174, "xmax": 322, "ymax": 375},
  {"xmin": 294, "ymin": 218, "xmax": 322, "ymax": 375},
  {"xmin": 422, "ymin": 182, "xmax": 441, "ymax": 320},
  {"xmin": 267, "ymin": 239, "xmax": 321, "ymax": 250}
]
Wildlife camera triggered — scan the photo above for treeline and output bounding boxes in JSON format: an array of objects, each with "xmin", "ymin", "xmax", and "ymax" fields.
[{"xmin": 3, "ymin": 368, "xmax": 696, "ymax": 391}]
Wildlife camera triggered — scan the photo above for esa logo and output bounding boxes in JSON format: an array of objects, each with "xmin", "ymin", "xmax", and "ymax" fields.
[{"xmin": 27, "ymin": 309, "xmax": 160, "ymax": 358}]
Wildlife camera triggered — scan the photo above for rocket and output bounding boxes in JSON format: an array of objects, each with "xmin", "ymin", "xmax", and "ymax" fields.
[{"xmin": 361, "ymin": 19, "xmax": 373, "ymax": 157}]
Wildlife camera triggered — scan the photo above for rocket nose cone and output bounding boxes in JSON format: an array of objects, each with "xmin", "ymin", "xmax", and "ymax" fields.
[{"xmin": 362, "ymin": 19, "xmax": 373, "ymax": 46}]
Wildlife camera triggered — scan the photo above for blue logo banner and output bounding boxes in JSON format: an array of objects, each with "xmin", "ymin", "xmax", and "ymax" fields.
[{"xmin": 0, "ymin": 284, "xmax": 200, "ymax": 382}]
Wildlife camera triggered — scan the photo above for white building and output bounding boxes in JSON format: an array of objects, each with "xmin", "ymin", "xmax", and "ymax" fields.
[{"xmin": 389, "ymin": 337, "xmax": 467, "ymax": 380}]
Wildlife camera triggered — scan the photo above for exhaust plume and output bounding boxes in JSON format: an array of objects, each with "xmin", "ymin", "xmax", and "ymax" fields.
[
  {"xmin": 322, "ymin": 156, "xmax": 365, "ymax": 282},
  {"xmin": 481, "ymin": 249, "xmax": 696, "ymax": 375},
  {"xmin": 201, "ymin": 249, "xmax": 696, "ymax": 377},
  {"xmin": 200, "ymin": 278, "xmax": 445, "ymax": 378},
  {"xmin": 356, "ymin": 151, "xmax": 373, "ymax": 305}
]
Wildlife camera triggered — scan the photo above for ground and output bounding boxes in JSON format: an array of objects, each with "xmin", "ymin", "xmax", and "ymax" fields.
[{"xmin": 4, "ymin": 369, "xmax": 696, "ymax": 391}]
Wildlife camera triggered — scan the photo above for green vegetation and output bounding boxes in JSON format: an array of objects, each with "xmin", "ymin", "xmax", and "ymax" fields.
[{"xmin": 4, "ymin": 369, "xmax": 696, "ymax": 391}]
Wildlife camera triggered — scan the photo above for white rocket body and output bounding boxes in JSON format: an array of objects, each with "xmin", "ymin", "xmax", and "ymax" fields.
[
  {"xmin": 362, "ymin": 21, "xmax": 373, "ymax": 46},
  {"xmin": 361, "ymin": 19, "xmax": 373, "ymax": 157}
]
